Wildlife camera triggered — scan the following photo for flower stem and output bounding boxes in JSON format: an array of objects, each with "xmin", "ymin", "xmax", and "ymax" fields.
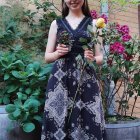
[{"xmin": 67, "ymin": 60, "xmax": 86, "ymax": 125}]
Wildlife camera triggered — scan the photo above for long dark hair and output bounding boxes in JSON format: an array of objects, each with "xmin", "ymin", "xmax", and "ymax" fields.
[{"xmin": 62, "ymin": 0, "xmax": 91, "ymax": 18}]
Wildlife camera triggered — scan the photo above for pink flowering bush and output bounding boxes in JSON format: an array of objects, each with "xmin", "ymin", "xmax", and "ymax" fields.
[
  {"xmin": 103, "ymin": 23, "xmax": 140, "ymax": 121},
  {"xmin": 90, "ymin": 10, "xmax": 140, "ymax": 121},
  {"xmin": 110, "ymin": 42, "xmax": 125, "ymax": 54}
]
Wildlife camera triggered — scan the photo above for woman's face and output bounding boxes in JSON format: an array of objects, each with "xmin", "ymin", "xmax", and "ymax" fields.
[{"xmin": 64, "ymin": 0, "xmax": 84, "ymax": 11}]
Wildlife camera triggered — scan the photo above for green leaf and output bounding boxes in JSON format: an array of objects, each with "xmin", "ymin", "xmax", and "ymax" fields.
[
  {"xmin": 17, "ymin": 92, "xmax": 23, "ymax": 99},
  {"xmin": 24, "ymin": 99, "xmax": 40, "ymax": 111},
  {"xmin": 23, "ymin": 123, "xmax": 35, "ymax": 133},
  {"xmin": 87, "ymin": 25, "xmax": 93, "ymax": 33},
  {"xmin": 38, "ymin": 76, "xmax": 46, "ymax": 81},
  {"xmin": 5, "ymin": 104, "xmax": 16, "ymax": 113},
  {"xmin": 13, "ymin": 109, "xmax": 21, "ymax": 118},
  {"xmin": 8, "ymin": 114, "xmax": 16, "ymax": 120},
  {"xmin": 79, "ymin": 38, "xmax": 87, "ymax": 43},
  {"xmin": 21, "ymin": 113, "xmax": 29, "ymax": 121},
  {"xmin": 33, "ymin": 115, "xmax": 42, "ymax": 122},
  {"xmin": 14, "ymin": 99, "xmax": 22, "ymax": 106},
  {"xmin": 25, "ymin": 88, "xmax": 32, "ymax": 94},
  {"xmin": 17, "ymin": 92, "xmax": 27, "ymax": 100},
  {"xmin": 12, "ymin": 70, "xmax": 27, "ymax": 79},
  {"xmin": 11, "ymin": 60, "xmax": 25, "ymax": 70},
  {"xmin": 39, "ymin": 66, "xmax": 52, "ymax": 76},
  {"xmin": 1, "ymin": 59, "xmax": 9, "ymax": 68},
  {"xmin": 3, "ymin": 96, "xmax": 10, "ymax": 104},
  {"xmin": 7, "ymin": 85, "xmax": 18, "ymax": 93},
  {"xmin": 4, "ymin": 73, "xmax": 10, "ymax": 80},
  {"xmin": 82, "ymin": 45, "xmax": 88, "ymax": 50},
  {"xmin": 22, "ymin": 94, "xmax": 28, "ymax": 100},
  {"xmin": 33, "ymin": 61, "xmax": 40, "ymax": 72}
]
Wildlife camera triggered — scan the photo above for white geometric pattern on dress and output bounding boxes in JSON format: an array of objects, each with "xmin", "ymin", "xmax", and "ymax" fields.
[
  {"xmin": 54, "ymin": 68, "xmax": 66, "ymax": 81},
  {"xmin": 76, "ymin": 99, "xmax": 85, "ymax": 110},
  {"xmin": 82, "ymin": 70, "xmax": 92, "ymax": 82},
  {"xmin": 71, "ymin": 125, "xmax": 89, "ymax": 140},
  {"xmin": 72, "ymin": 69, "xmax": 81, "ymax": 81},
  {"xmin": 54, "ymin": 128, "xmax": 66, "ymax": 140},
  {"xmin": 72, "ymin": 69, "xmax": 96, "ymax": 84},
  {"xmin": 45, "ymin": 83, "xmax": 68, "ymax": 127},
  {"xmin": 86, "ymin": 96, "xmax": 102, "ymax": 124},
  {"xmin": 41, "ymin": 134, "xmax": 46, "ymax": 140}
]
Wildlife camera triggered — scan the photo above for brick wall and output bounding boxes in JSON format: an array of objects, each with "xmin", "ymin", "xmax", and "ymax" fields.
[
  {"xmin": 109, "ymin": 4, "xmax": 139, "ymax": 36},
  {"xmin": 48, "ymin": 0, "xmax": 100, "ymax": 15},
  {"xmin": 43, "ymin": 1, "xmax": 140, "ymax": 36},
  {"xmin": 0, "ymin": 0, "xmax": 139, "ymax": 36}
]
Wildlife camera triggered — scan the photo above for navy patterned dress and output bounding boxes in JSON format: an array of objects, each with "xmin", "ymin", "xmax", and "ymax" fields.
[{"xmin": 41, "ymin": 17, "xmax": 106, "ymax": 140}]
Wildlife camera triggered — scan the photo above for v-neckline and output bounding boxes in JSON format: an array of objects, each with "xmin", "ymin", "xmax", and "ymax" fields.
[{"xmin": 64, "ymin": 16, "xmax": 87, "ymax": 32}]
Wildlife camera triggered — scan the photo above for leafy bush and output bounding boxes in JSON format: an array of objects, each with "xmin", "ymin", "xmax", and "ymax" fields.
[
  {"xmin": 0, "ymin": 0, "xmax": 59, "ymax": 133},
  {"xmin": 0, "ymin": 45, "xmax": 53, "ymax": 132},
  {"xmin": 101, "ymin": 22, "xmax": 140, "ymax": 120},
  {"xmin": 90, "ymin": 10, "xmax": 140, "ymax": 120},
  {"xmin": 0, "ymin": 1, "xmax": 59, "ymax": 52}
]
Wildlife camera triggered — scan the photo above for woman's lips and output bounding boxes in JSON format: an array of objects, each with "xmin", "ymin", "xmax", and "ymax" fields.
[{"xmin": 70, "ymin": 3, "xmax": 79, "ymax": 7}]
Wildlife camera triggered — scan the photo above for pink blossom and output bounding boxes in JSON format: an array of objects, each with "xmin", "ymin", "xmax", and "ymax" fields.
[
  {"xmin": 122, "ymin": 34, "xmax": 131, "ymax": 42},
  {"xmin": 115, "ymin": 23, "xmax": 121, "ymax": 30},
  {"xmin": 90, "ymin": 10, "xmax": 98, "ymax": 19},
  {"xmin": 118, "ymin": 25, "xmax": 129, "ymax": 35},
  {"xmin": 110, "ymin": 42, "xmax": 125, "ymax": 54},
  {"xmin": 100, "ymin": 14, "xmax": 108, "ymax": 24},
  {"xmin": 123, "ymin": 52, "xmax": 133, "ymax": 61}
]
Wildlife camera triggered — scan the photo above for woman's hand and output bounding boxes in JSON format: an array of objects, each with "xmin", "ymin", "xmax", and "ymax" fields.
[
  {"xmin": 56, "ymin": 44, "xmax": 69, "ymax": 57},
  {"xmin": 84, "ymin": 49, "xmax": 95, "ymax": 61}
]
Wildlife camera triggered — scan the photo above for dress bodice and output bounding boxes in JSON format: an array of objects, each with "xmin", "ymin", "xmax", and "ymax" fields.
[{"xmin": 56, "ymin": 17, "xmax": 93, "ymax": 56}]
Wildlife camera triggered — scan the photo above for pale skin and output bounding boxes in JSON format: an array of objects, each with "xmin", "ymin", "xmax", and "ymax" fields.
[{"xmin": 45, "ymin": 0, "xmax": 103, "ymax": 65}]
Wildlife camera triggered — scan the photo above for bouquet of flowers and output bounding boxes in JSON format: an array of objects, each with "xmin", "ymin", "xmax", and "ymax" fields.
[{"xmin": 57, "ymin": 30, "xmax": 74, "ymax": 51}]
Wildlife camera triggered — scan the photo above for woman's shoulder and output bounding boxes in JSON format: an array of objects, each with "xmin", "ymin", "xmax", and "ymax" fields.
[
  {"xmin": 50, "ymin": 18, "xmax": 64, "ymax": 33},
  {"xmin": 50, "ymin": 19, "xmax": 63, "ymax": 30},
  {"xmin": 50, "ymin": 20, "xmax": 57, "ymax": 27}
]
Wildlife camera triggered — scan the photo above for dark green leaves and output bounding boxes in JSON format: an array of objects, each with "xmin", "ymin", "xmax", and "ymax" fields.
[
  {"xmin": 23, "ymin": 123, "xmax": 35, "ymax": 133},
  {"xmin": 5, "ymin": 104, "xmax": 16, "ymax": 113}
]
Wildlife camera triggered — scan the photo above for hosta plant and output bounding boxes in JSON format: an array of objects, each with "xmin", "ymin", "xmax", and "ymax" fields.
[{"xmin": 0, "ymin": 45, "xmax": 53, "ymax": 132}]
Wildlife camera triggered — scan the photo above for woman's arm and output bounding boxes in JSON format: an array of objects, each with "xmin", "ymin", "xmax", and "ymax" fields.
[
  {"xmin": 84, "ymin": 19, "xmax": 103, "ymax": 65},
  {"xmin": 94, "ymin": 33, "xmax": 103, "ymax": 65},
  {"xmin": 45, "ymin": 20, "xmax": 69, "ymax": 63},
  {"xmin": 84, "ymin": 35, "xmax": 103, "ymax": 65},
  {"xmin": 84, "ymin": 45, "xmax": 103, "ymax": 65}
]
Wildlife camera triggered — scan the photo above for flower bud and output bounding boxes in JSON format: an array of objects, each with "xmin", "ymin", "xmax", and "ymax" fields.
[{"xmin": 96, "ymin": 18, "xmax": 106, "ymax": 28}]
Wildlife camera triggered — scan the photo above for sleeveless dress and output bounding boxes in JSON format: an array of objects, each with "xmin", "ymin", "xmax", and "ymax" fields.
[{"xmin": 41, "ymin": 17, "xmax": 106, "ymax": 140}]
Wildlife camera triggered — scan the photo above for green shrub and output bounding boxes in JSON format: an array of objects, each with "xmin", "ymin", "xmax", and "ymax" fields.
[{"xmin": 0, "ymin": 45, "xmax": 53, "ymax": 132}]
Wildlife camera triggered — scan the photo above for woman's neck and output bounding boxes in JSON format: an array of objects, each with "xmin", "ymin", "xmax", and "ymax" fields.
[{"xmin": 67, "ymin": 10, "xmax": 85, "ymax": 19}]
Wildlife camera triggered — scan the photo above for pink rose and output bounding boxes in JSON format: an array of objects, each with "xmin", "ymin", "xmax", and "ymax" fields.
[
  {"xmin": 110, "ymin": 42, "xmax": 125, "ymax": 54},
  {"xmin": 100, "ymin": 14, "xmax": 108, "ymax": 24},
  {"xmin": 90, "ymin": 10, "xmax": 98, "ymax": 19},
  {"xmin": 118, "ymin": 25, "xmax": 129, "ymax": 35},
  {"xmin": 116, "ymin": 23, "xmax": 121, "ymax": 30},
  {"xmin": 122, "ymin": 34, "xmax": 131, "ymax": 42}
]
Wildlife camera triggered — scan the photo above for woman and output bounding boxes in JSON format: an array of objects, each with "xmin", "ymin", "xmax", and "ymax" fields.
[{"xmin": 41, "ymin": 0, "xmax": 105, "ymax": 139}]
